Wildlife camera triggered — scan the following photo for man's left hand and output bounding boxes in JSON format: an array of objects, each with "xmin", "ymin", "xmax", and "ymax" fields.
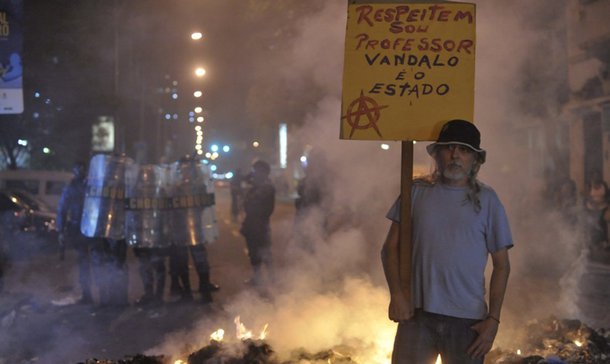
[{"xmin": 467, "ymin": 318, "xmax": 498, "ymax": 359}]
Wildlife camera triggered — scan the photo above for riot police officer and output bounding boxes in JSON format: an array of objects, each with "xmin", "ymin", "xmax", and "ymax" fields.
[{"xmin": 57, "ymin": 161, "xmax": 100, "ymax": 304}]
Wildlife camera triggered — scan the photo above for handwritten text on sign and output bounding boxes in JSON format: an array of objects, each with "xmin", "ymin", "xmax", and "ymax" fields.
[{"xmin": 341, "ymin": 3, "xmax": 476, "ymax": 141}]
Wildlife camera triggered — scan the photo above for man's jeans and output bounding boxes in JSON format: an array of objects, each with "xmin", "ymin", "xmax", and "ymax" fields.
[{"xmin": 392, "ymin": 310, "xmax": 483, "ymax": 364}]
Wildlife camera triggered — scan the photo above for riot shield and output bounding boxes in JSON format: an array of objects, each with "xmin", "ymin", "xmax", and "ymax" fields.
[
  {"xmin": 81, "ymin": 154, "xmax": 131, "ymax": 239},
  {"xmin": 124, "ymin": 164, "xmax": 170, "ymax": 248},
  {"xmin": 168, "ymin": 157, "xmax": 216, "ymax": 246},
  {"xmin": 198, "ymin": 161, "xmax": 219, "ymax": 243}
]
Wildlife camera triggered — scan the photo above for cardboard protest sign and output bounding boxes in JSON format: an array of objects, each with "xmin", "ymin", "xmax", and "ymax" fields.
[{"xmin": 341, "ymin": 1, "xmax": 476, "ymax": 141}]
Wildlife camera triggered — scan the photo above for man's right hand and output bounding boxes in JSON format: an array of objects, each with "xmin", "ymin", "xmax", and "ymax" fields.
[{"xmin": 388, "ymin": 292, "xmax": 414, "ymax": 322}]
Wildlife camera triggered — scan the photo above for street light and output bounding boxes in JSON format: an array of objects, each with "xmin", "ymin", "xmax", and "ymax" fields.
[
  {"xmin": 195, "ymin": 67, "xmax": 206, "ymax": 77},
  {"xmin": 191, "ymin": 32, "xmax": 203, "ymax": 40},
  {"xmin": 193, "ymin": 90, "xmax": 203, "ymax": 98}
]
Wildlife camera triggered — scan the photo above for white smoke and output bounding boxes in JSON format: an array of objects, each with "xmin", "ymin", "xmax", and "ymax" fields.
[{"xmin": 148, "ymin": 0, "xmax": 604, "ymax": 360}]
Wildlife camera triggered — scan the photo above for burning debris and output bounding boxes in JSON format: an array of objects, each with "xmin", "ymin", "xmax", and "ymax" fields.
[
  {"xmin": 187, "ymin": 339, "xmax": 275, "ymax": 363},
  {"xmin": 486, "ymin": 317, "xmax": 610, "ymax": 364},
  {"xmin": 81, "ymin": 316, "xmax": 359, "ymax": 364},
  {"xmin": 80, "ymin": 315, "xmax": 610, "ymax": 364},
  {"xmin": 79, "ymin": 354, "xmax": 165, "ymax": 364},
  {"xmin": 80, "ymin": 341, "xmax": 358, "ymax": 364},
  {"xmin": 186, "ymin": 340, "xmax": 358, "ymax": 364}
]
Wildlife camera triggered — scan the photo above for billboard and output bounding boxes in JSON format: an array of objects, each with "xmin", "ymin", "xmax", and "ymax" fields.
[
  {"xmin": 341, "ymin": 1, "xmax": 476, "ymax": 141},
  {"xmin": 92, "ymin": 116, "xmax": 115, "ymax": 152},
  {"xmin": 0, "ymin": 0, "xmax": 24, "ymax": 114}
]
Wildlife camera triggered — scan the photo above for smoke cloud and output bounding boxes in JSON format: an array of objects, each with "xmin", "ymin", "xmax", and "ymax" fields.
[
  {"xmin": 3, "ymin": 1, "xmax": 599, "ymax": 362},
  {"xmin": 149, "ymin": 0, "xmax": 602, "ymax": 360}
]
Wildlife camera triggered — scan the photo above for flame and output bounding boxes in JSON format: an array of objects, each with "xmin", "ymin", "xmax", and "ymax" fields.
[
  {"xmin": 210, "ymin": 315, "xmax": 395, "ymax": 363},
  {"xmin": 232, "ymin": 316, "xmax": 269, "ymax": 341},
  {"xmin": 434, "ymin": 354, "xmax": 442, "ymax": 364},
  {"xmin": 174, "ymin": 360, "xmax": 185, "ymax": 364},
  {"xmin": 210, "ymin": 328, "xmax": 225, "ymax": 342},
  {"xmin": 517, "ymin": 349, "xmax": 522, "ymax": 355},
  {"xmin": 259, "ymin": 323, "xmax": 269, "ymax": 340},
  {"xmin": 574, "ymin": 340, "xmax": 583, "ymax": 347},
  {"xmin": 234, "ymin": 316, "xmax": 253, "ymax": 340}
]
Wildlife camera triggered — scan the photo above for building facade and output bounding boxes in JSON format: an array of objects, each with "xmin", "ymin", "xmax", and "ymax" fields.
[{"xmin": 566, "ymin": 0, "xmax": 610, "ymax": 192}]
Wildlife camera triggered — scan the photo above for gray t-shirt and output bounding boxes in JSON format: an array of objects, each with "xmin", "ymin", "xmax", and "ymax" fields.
[{"xmin": 386, "ymin": 180, "xmax": 513, "ymax": 320}]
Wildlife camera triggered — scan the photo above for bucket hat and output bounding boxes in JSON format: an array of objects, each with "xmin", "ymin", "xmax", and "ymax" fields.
[{"xmin": 426, "ymin": 119, "xmax": 486, "ymax": 163}]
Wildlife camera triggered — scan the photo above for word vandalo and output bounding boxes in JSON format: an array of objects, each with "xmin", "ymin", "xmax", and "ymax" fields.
[{"xmin": 365, "ymin": 53, "xmax": 459, "ymax": 69}]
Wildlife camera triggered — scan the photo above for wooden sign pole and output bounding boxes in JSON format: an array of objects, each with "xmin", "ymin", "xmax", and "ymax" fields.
[{"xmin": 399, "ymin": 141, "xmax": 413, "ymax": 300}]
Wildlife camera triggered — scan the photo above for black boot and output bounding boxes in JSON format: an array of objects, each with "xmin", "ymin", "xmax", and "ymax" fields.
[
  {"xmin": 179, "ymin": 272, "xmax": 193, "ymax": 302},
  {"xmin": 207, "ymin": 282, "xmax": 220, "ymax": 292},
  {"xmin": 199, "ymin": 272, "xmax": 213, "ymax": 304},
  {"xmin": 199, "ymin": 275, "xmax": 220, "ymax": 292}
]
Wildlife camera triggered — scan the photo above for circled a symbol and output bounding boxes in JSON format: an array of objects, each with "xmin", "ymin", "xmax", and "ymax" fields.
[{"xmin": 341, "ymin": 91, "xmax": 388, "ymax": 138}]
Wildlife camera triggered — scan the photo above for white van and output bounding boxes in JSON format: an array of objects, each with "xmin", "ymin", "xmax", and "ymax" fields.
[{"xmin": 0, "ymin": 169, "xmax": 72, "ymax": 210}]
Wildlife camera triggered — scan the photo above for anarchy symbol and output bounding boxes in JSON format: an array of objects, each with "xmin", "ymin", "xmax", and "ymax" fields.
[{"xmin": 341, "ymin": 91, "xmax": 388, "ymax": 138}]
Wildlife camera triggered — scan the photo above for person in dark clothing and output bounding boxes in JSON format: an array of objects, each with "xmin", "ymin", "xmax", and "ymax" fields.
[
  {"xmin": 168, "ymin": 155, "xmax": 219, "ymax": 304},
  {"xmin": 98, "ymin": 238, "xmax": 129, "ymax": 306},
  {"xmin": 57, "ymin": 161, "xmax": 98, "ymax": 304},
  {"xmin": 168, "ymin": 245, "xmax": 219, "ymax": 304},
  {"xmin": 293, "ymin": 150, "xmax": 328, "ymax": 253},
  {"xmin": 189, "ymin": 244, "xmax": 217, "ymax": 303},
  {"xmin": 240, "ymin": 160, "xmax": 275, "ymax": 286},
  {"xmin": 230, "ymin": 168, "xmax": 244, "ymax": 222},
  {"xmin": 583, "ymin": 177, "xmax": 609, "ymax": 258},
  {"xmin": 134, "ymin": 246, "xmax": 167, "ymax": 305},
  {"xmin": 169, "ymin": 244, "xmax": 194, "ymax": 301}
]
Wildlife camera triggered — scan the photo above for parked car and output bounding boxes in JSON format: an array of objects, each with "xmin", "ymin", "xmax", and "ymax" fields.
[
  {"xmin": 0, "ymin": 188, "xmax": 57, "ymax": 239},
  {"xmin": 0, "ymin": 169, "xmax": 72, "ymax": 211}
]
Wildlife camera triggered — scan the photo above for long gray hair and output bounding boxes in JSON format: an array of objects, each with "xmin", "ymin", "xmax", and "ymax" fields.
[{"xmin": 419, "ymin": 147, "xmax": 484, "ymax": 213}]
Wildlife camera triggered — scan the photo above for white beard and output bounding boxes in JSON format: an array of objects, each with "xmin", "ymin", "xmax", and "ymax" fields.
[{"xmin": 442, "ymin": 164, "xmax": 469, "ymax": 182}]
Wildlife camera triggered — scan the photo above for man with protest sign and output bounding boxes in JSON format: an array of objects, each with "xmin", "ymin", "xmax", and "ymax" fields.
[{"xmin": 381, "ymin": 120, "xmax": 512, "ymax": 363}]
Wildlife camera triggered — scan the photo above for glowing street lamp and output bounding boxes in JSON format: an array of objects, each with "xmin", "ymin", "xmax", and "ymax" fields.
[
  {"xmin": 194, "ymin": 106, "xmax": 203, "ymax": 113},
  {"xmin": 191, "ymin": 32, "xmax": 203, "ymax": 40},
  {"xmin": 193, "ymin": 90, "xmax": 203, "ymax": 98},
  {"xmin": 195, "ymin": 67, "xmax": 206, "ymax": 77},
  {"xmin": 252, "ymin": 141, "xmax": 260, "ymax": 148}
]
